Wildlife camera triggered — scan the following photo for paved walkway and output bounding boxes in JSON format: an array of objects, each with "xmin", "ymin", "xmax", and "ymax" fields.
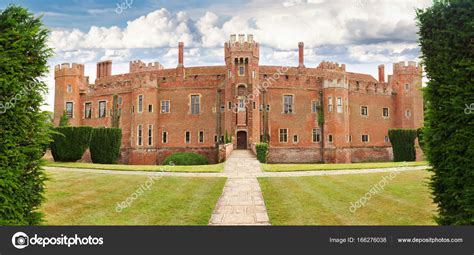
[{"xmin": 208, "ymin": 150, "xmax": 270, "ymax": 225}]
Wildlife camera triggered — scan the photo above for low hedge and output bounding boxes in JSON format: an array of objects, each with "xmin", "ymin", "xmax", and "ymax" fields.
[
  {"xmin": 90, "ymin": 128, "xmax": 122, "ymax": 164},
  {"xmin": 256, "ymin": 143, "xmax": 269, "ymax": 163},
  {"xmin": 50, "ymin": 126, "xmax": 93, "ymax": 162},
  {"xmin": 162, "ymin": 152, "xmax": 208, "ymax": 165},
  {"xmin": 388, "ymin": 129, "xmax": 417, "ymax": 162}
]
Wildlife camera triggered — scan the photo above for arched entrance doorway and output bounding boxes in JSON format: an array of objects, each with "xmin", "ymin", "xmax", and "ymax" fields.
[{"xmin": 236, "ymin": 131, "xmax": 247, "ymax": 149}]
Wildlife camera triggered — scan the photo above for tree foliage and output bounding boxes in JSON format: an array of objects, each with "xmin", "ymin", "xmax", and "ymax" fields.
[
  {"xmin": 417, "ymin": 0, "xmax": 474, "ymax": 225},
  {"xmin": 0, "ymin": 5, "xmax": 53, "ymax": 225},
  {"xmin": 255, "ymin": 143, "xmax": 269, "ymax": 163}
]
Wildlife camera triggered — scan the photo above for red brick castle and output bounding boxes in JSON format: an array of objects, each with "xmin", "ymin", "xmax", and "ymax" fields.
[{"xmin": 54, "ymin": 34, "xmax": 423, "ymax": 164}]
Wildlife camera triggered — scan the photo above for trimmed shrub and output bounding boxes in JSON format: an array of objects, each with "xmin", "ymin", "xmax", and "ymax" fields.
[
  {"xmin": 416, "ymin": 127, "xmax": 425, "ymax": 152},
  {"xmin": 256, "ymin": 143, "xmax": 269, "ymax": 163},
  {"xmin": 50, "ymin": 126, "xmax": 93, "ymax": 162},
  {"xmin": 162, "ymin": 152, "xmax": 208, "ymax": 165},
  {"xmin": 0, "ymin": 5, "xmax": 53, "ymax": 225},
  {"xmin": 417, "ymin": 1, "xmax": 474, "ymax": 225},
  {"xmin": 388, "ymin": 129, "xmax": 417, "ymax": 162},
  {"xmin": 90, "ymin": 128, "xmax": 122, "ymax": 164}
]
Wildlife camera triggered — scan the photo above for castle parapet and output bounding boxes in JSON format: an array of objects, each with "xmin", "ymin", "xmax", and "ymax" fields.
[
  {"xmin": 393, "ymin": 61, "xmax": 422, "ymax": 75},
  {"xmin": 129, "ymin": 60, "xmax": 164, "ymax": 73},
  {"xmin": 317, "ymin": 61, "xmax": 346, "ymax": 71},
  {"xmin": 54, "ymin": 63, "xmax": 84, "ymax": 77}
]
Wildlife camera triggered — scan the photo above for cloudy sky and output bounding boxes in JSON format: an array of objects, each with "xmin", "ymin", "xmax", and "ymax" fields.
[{"xmin": 1, "ymin": 0, "xmax": 432, "ymax": 112}]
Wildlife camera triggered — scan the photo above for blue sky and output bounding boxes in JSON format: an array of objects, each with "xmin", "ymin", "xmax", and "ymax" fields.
[{"xmin": 0, "ymin": 0, "xmax": 432, "ymax": 112}]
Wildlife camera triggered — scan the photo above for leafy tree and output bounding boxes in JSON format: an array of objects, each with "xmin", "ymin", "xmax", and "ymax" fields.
[
  {"xmin": 417, "ymin": 0, "xmax": 474, "ymax": 225},
  {"xmin": 110, "ymin": 94, "xmax": 121, "ymax": 128},
  {"xmin": 58, "ymin": 110, "xmax": 69, "ymax": 127},
  {"xmin": 0, "ymin": 5, "xmax": 53, "ymax": 225}
]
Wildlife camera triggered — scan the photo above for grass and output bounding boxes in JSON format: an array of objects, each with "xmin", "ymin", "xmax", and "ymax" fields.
[
  {"xmin": 258, "ymin": 170, "xmax": 437, "ymax": 225},
  {"xmin": 45, "ymin": 161, "xmax": 224, "ymax": 173},
  {"xmin": 262, "ymin": 161, "xmax": 428, "ymax": 172},
  {"xmin": 40, "ymin": 170, "xmax": 226, "ymax": 225}
]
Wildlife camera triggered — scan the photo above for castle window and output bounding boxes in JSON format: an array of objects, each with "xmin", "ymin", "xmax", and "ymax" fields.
[
  {"xmin": 199, "ymin": 131, "xmax": 204, "ymax": 143},
  {"xmin": 252, "ymin": 70, "xmax": 256, "ymax": 78},
  {"xmin": 228, "ymin": 69, "xmax": 231, "ymax": 78},
  {"xmin": 383, "ymin": 107, "xmax": 389, "ymax": 117},
  {"xmin": 161, "ymin": 100, "xmax": 170, "ymax": 113},
  {"xmin": 118, "ymin": 97, "xmax": 122, "ymax": 105},
  {"xmin": 312, "ymin": 101, "xmax": 319, "ymax": 113},
  {"xmin": 65, "ymin": 102, "xmax": 73, "ymax": 118},
  {"xmin": 162, "ymin": 131, "xmax": 168, "ymax": 144},
  {"xmin": 138, "ymin": 95, "xmax": 143, "ymax": 113},
  {"xmin": 84, "ymin": 102, "xmax": 92, "ymax": 119},
  {"xmin": 137, "ymin": 124, "xmax": 143, "ymax": 146},
  {"xmin": 328, "ymin": 135, "xmax": 333, "ymax": 143},
  {"xmin": 238, "ymin": 99, "xmax": 245, "ymax": 110},
  {"xmin": 405, "ymin": 84, "xmax": 410, "ymax": 91},
  {"xmin": 228, "ymin": 101, "xmax": 232, "ymax": 110},
  {"xmin": 362, "ymin": 134, "xmax": 369, "ymax": 143},
  {"xmin": 361, "ymin": 106, "xmax": 368, "ymax": 116},
  {"xmin": 238, "ymin": 66, "xmax": 245, "ymax": 76},
  {"xmin": 67, "ymin": 84, "xmax": 72, "ymax": 93},
  {"xmin": 293, "ymin": 135, "xmax": 299, "ymax": 143},
  {"xmin": 190, "ymin": 95, "xmax": 200, "ymax": 114},
  {"xmin": 285, "ymin": 75, "xmax": 289, "ymax": 80},
  {"xmin": 283, "ymin": 95, "xmax": 293, "ymax": 114},
  {"xmin": 185, "ymin": 131, "xmax": 190, "ymax": 144},
  {"xmin": 347, "ymin": 135, "xmax": 352, "ymax": 143},
  {"xmin": 98, "ymin": 101, "xmax": 106, "ymax": 118},
  {"xmin": 328, "ymin": 97, "xmax": 333, "ymax": 112},
  {"xmin": 405, "ymin": 109, "xmax": 411, "ymax": 118},
  {"xmin": 385, "ymin": 136, "xmax": 390, "ymax": 142},
  {"xmin": 312, "ymin": 129, "xmax": 321, "ymax": 143},
  {"xmin": 279, "ymin": 129, "xmax": 288, "ymax": 143},
  {"xmin": 214, "ymin": 135, "xmax": 218, "ymax": 143},
  {"xmin": 148, "ymin": 104, "xmax": 153, "ymax": 113},
  {"xmin": 253, "ymin": 101, "xmax": 256, "ymax": 110},
  {"xmin": 336, "ymin": 97, "xmax": 343, "ymax": 113},
  {"xmin": 148, "ymin": 124, "xmax": 153, "ymax": 146},
  {"xmin": 221, "ymin": 104, "xmax": 225, "ymax": 112},
  {"xmin": 266, "ymin": 104, "xmax": 271, "ymax": 112}
]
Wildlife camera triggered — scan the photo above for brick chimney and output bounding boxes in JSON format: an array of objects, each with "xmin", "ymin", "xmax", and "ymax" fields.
[
  {"xmin": 178, "ymin": 42, "xmax": 184, "ymax": 67},
  {"xmin": 378, "ymin": 64, "xmax": 385, "ymax": 82},
  {"xmin": 298, "ymin": 42, "xmax": 304, "ymax": 67},
  {"xmin": 97, "ymin": 60, "xmax": 112, "ymax": 79}
]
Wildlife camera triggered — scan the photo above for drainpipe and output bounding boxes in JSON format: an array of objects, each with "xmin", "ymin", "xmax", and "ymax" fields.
[{"xmin": 319, "ymin": 90, "xmax": 325, "ymax": 163}]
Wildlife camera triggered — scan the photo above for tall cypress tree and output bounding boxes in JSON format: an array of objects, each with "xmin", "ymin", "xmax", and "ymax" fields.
[
  {"xmin": 0, "ymin": 5, "xmax": 53, "ymax": 225},
  {"xmin": 417, "ymin": 0, "xmax": 474, "ymax": 225}
]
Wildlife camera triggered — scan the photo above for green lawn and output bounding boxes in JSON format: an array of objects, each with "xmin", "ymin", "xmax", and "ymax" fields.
[
  {"xmin": 258, "ymin": 170, "xmax": 437, "ymax": 225},
  {"xmin": 45, "ymin": 161, "xmax": 224, "ymax": 173},
  {"xmin": 262, "ymin": 161, "xmax": 428, "ymax": 172},
  {"xmin": 41, "ymin": 170, "xmax": 226, "ymax": 225}
]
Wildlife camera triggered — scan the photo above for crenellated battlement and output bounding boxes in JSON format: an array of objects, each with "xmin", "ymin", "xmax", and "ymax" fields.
[
  {"xmin": 393, "ymin": 61, "xmax": 422, "ymax": 75},
  {"xmin": 317, "ymin": 61, "xmax": 346, "ymax": 72},
  {"xmin": 225, "ymin": 34, "xmax": 259, "ymax": 57},
  {"xmin": 54, "ymin": 63, "xmax": 84, "ymax": 77},
  {"xmin": 129, "ymin": 60, "xmax": 164, "ymax": 73}
]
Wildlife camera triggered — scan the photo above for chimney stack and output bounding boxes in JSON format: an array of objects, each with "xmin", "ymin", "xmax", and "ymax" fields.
[
  {"xmin": 298, "ymin": 42, "xmax": 304, "ymax": 67},
  {"xmin": 378, "ymin": 64, "xmax": 385, "ymax": 82},
  {"xmin": 97, "ymin": 60, "xmax": 112, "ymax": 79},
  {"xmin": 178, "ymin": 42, "xmax": 184, "ymax": 67}
]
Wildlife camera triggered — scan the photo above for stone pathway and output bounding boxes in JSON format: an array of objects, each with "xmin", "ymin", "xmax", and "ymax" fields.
[{"xmin": 208, "ymin": 150, "xmax": 270, "ymax": 225}]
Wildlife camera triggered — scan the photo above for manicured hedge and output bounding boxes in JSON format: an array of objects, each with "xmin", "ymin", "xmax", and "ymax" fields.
[
  {"xmin": 388, "ymin": 129, "xmax": 417, "ymax": 162},
  {"xmin": 417, "ymin": 0, "xmax": 474, "ymax": 225},
  {"xmin": 90, "ymin": 128, "xmax": 122, "ymax": 164},
  {"xmin": 50, "ymin": 126, "xmax": 93, "ymax": 162},
  {"xmin": 162, "ymin": 152, "xmax": 208, "ymax": 165},
  {"xmin": 256, "ymin": 143, "xmax": 269, "ymax": 163}
]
